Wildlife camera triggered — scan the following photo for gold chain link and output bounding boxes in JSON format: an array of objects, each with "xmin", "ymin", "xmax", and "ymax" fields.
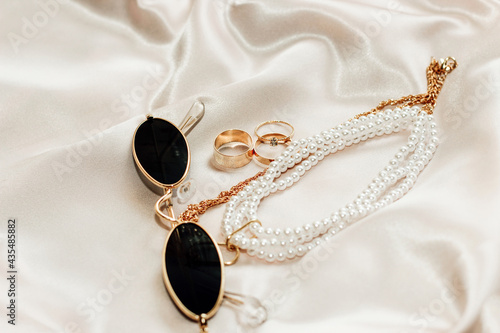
[
  {"xmin": 352, "ymin": 57, "xmax": 457, "ymax": 119},
  {"xmin": 179, "ymin": 57, "xmax": 457, "ymax": 224},
  {"xmin": 178, "ymin": 171, "xmax": 266, "ymax": 223}
]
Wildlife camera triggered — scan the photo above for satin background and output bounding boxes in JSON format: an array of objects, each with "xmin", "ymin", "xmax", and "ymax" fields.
[{"xmin": 1, "ymin": 0, "xmax": 500, "ymax": 332}]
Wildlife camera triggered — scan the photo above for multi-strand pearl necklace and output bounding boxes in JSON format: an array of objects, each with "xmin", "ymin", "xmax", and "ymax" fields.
[{"xmin": 221, "ymin": 106, "xmax": 438, "ymax": 262}]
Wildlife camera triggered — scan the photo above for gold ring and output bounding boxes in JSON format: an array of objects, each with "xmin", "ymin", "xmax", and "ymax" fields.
[
  {"xmin": 213, "ymin": 129, "xmax": 253, "ymax": 168},
  {"xmin": 254, "ymin": 120, "xmax": 294, "ymax": 146},
  {"xmin": 253, "ymin": 133, "xmax": 289, "ymax": 166}
]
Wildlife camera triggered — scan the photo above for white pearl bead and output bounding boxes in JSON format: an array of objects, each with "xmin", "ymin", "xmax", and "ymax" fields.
[
  {"xmin": 296, "ymin": 165, "xmax": 305, "ymax": 176},
  {"xmin": 256, "ymin": 250, "xmax": 266, "ymax": 259},
  {"xmin": 263, "ymin": 175, "xmax": 272, "ymax": 183},
  {"xmin": 358, "ymin": 207, "xmax": 366, "ymax": 217},
  {"xmin": 277, "ymin": 252, "xmax": 286, "ymax": 261},
  {"xmin": 403, "ymin": 178, "xmax": 414, "ymax": 187},
  {"xmin": 408, "ymin": 134, "xmax": 418, "ymax": 142},
  {"xmin": 312, "ymin": 221, "xmax": 322, "ymax": 236},
  {"xmin": 260, "ymin": 239, "xmax": 269, "ymax": 248},
  {"xmin": 315, "ymin": 151, "xmax": 324, "ymax": 161},
  {"xmin": 248, "ymin": 238, "xmax": 260, "ymax": 250},
  {"xmin": 296, "ymin": 245, "xmax": 306, "ymax": 256},
  {"xmin": 323, "ymin": 135, "xmax": 333, "ymax": 143},
  {"xmin": 307, "ymin": 143, "xmax": 317, "ymax": 153},
  {"xmin": 309, "ymin": 155, "xmax": 318, "ymax": 166}
]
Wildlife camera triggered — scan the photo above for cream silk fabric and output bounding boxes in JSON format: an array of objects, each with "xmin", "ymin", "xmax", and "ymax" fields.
[{"xmin": 1, "ymin": 0, "xmax": 500, "ymax": 332}]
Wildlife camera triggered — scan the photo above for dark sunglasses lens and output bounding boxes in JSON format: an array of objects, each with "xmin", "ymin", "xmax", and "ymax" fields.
[
  {"xmin": 133, "ymin": 117, "xmax": 189, "ymax": 187},
  {"xmin": 165, "ymin": 222, "xmax": 223, "ymax": 317}
]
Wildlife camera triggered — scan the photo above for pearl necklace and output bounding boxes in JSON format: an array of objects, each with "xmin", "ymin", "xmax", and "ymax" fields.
[{"xmin": 221, "ymin": 106, "xmax": 439, "ymax": 262}]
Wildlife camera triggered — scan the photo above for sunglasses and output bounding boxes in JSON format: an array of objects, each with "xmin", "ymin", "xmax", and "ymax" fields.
[{"xmin": 132, "ymin": 102, "xmax": 225, "ymax": 326}]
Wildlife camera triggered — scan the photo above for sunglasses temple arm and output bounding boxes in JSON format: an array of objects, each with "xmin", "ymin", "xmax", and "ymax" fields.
[{"xmin": 178, "ymin": 101, "xmax": 205, "ymax": 136}]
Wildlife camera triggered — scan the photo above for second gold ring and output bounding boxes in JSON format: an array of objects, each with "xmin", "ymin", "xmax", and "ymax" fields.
[
  {"xmin": 253, "ymin": 133, "xmax": 290, "ymax": 166},
  {"xmin": 254, "ymin": 120, "xmax": 294, "ymax": 146}
]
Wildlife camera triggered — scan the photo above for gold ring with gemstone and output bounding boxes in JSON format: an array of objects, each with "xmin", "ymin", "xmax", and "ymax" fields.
[
  {"xmin": 253, "ymin": 133, "xmax": 290, "ymax": 166},
  {"xmin": 254, "ymin": 120, "xmax": 294, "ymax": 147},
  {"xmin": 213, "ymin": 129, "xmax": 253, "ymax": 169}
]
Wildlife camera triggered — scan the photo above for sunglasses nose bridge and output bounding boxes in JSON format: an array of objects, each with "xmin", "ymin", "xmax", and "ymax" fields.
[
  {"xmin": 178, "ymin": 101, "xmax": 205, "ymax": 136},
  {"xmin": 155, "ymin": 189, "xmax": 180, "ymax": 229}
]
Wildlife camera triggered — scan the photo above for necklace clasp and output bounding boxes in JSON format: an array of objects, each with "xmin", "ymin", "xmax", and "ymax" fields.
[{"xmin": 440, "ymin": 56, "xmax": 457, "ymax": 73}]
